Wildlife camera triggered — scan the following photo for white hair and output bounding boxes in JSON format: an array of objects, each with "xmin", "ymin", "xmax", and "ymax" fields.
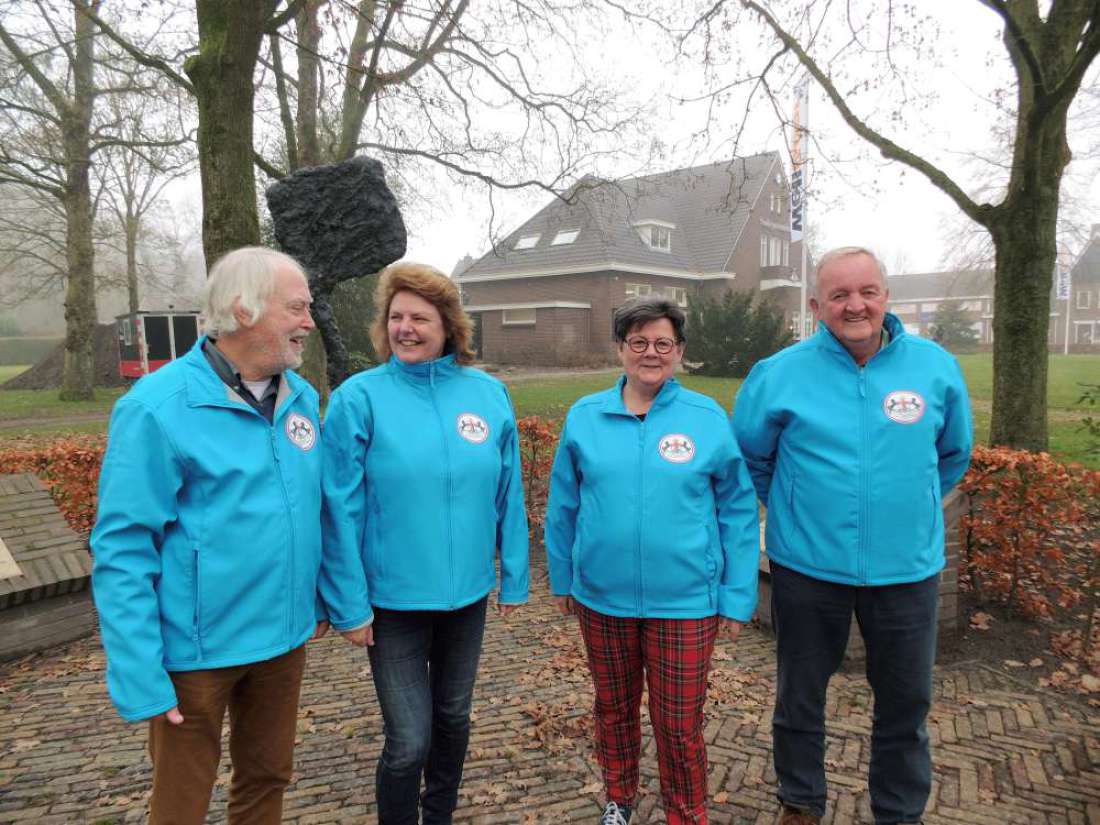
[
  {"xmin": 814, "ymin": 246, "xmax": 888, "ymax": 297},
  {"xmin": 201, "ymin": 247, "xmax": 306, "ymax": 337}
]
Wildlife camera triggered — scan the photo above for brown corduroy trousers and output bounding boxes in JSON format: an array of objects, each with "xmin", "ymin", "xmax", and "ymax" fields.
[{"xmin": 147, "ymin": 644, "xmax": 307, "ymax": 825}]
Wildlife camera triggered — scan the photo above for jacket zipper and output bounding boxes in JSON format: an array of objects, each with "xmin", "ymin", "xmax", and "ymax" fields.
[
  {"xmin": 427, "ymin": 362, "xmax": 456, "ymax": 607},
  {"xmin": 635, "ymin": 416, "xmax": 646, "ymax": 614},
  {"xmin": 270, "ymin": 424, "xmax": 296, "ymax": 642},
  {"xmin": 857, "ymin": 365, "xmax": 868, "ymax": 584}
]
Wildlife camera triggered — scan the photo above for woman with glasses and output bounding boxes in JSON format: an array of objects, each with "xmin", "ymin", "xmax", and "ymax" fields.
[{"xmin": 545, "ymin": 296, "xmax": 760, "ymax": 825}]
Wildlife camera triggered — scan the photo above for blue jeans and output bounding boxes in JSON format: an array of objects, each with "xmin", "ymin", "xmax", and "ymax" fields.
[
  {"xmin": 770, "ymin": 563, "xmax": 938, "ymax": 824},
  {"xmin": 367, "ymin": 597, "xmax": 488, "ymax": 825}
]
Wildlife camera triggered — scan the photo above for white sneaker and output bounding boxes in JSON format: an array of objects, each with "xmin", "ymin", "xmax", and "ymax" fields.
[{"xmin": 599, "ymin": 801, "xmax": 632, "ymax": 825}]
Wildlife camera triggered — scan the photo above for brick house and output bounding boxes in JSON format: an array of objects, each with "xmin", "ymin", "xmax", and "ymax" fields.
[
  {"xmin": 887, "ymin": 270, "xmax": 996, "ymax": 344},
  {"xmin": 888, "ymin": 223, "xmax": 1100, "ymax": 352},
  {"xmin": 1064, "ymin": 223, "xmax": 1100, "ymax": 349},
  {"xmin": 453, "ymin": 153, "xmax": 806, "ymax": 366}
]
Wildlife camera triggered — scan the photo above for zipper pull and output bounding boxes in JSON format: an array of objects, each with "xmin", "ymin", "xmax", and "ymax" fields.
[{"xmin": 858, "ymin": 366, "xmax": 866, "ymax": 398}]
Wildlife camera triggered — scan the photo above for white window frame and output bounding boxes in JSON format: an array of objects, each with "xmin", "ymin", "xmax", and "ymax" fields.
[
  {"xmin": 666, "ymin": 286, "xmax": 688, "ymax": 307},
  {"xmin": 759, "ymin": 235, "xmax": 769, "ymax": 266},
  {"xmin": 649, "ymin": 225, "xmax": 671, "ymax": 251},
  {"xmin": 1077, "ymin": 289, "xmax": 1091, "ymax": 309},
  {"xmin": 502, "ymin": 307, "xmax": 536, "ymax": 325},
  {"xmin": 633, "ymin": 220, "xmax": 674, "ymax": 253},
  {"xmin": 551, "ymin": 229, "xmax": 580, "ymax": 246},
  {"xmin": 513, "ymin": 234, "xmax": 540, "ymax": 251},
  {"xmin": 625, "ymin": 283, "xmax": 653, "ymax": 299},
  {"xmin": 1074, "ymin": 321, "xmax": 1095, "ymax": 345}
]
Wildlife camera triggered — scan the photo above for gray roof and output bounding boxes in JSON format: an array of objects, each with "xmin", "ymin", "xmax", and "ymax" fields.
[
  {"xmin": 1070, "ymin": 230, "xmax": 1100, "ymax": 284},
  {"xmin": 887, "ymin": 270, "xmax": 993, "ymax": 302},
  {"xmin": 457, "ymin": 153, "xmax": 781, "ymax": 278}
]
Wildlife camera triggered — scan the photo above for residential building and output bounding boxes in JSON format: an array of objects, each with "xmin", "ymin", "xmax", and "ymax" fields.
[
  {"xmin": 453, "ymin": 152, "xmax": 807, "ymax": 366},
  {"xmin": 1064, "ymin": 223, "xmax": 1100, "ymax": 349},
  {"xmin": 888, "ymin": 223, "xmax": 1100, "ymax": 352}
]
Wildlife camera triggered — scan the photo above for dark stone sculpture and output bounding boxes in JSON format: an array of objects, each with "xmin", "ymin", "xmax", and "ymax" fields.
[{"xmin": 266, "ymin": 156, "xmax": 407, "ymax": 388}]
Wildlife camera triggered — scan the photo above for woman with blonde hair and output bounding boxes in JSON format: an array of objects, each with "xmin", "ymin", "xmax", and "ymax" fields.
[{"xmin": 322, "ymin": 262, "xmax": 529, "ymax": 825}]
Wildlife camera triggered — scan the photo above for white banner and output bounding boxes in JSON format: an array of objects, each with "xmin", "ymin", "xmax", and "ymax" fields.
[
  {"xmin": 790, "ymin": 79, "xmax": 809, "ymax": 243},
  {"xmin": 1055, "ymin": 267, "xmax": 1071, "ymax": 301}
]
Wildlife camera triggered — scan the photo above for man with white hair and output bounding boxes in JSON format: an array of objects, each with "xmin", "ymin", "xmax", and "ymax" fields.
[
  {"xmin": 92, "ymin": 246, "xmax": 371, "ymax": 824},
  {"xmin": 733, "ymin": 247, "xmax": 973, "ymax": 825}
]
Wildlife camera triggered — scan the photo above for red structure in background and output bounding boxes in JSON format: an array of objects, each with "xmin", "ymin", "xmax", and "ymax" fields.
[{"xmin": 116, "ymin": 310, "xmax": 201, "ymax": 379}]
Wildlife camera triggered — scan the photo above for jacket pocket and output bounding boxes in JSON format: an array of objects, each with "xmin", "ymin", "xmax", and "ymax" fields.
[{"xmin": 191, "ymin": 547, "xmax": 204, "ymax": 659}]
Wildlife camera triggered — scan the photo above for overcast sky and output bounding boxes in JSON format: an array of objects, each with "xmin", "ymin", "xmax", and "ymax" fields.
[{"xmin": 395, "ymin": 3, "xmax": 1100, "ymax": 279}]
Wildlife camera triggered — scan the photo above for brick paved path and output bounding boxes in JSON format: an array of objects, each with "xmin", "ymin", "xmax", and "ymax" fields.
[{"xmin": 2, "ymin": 562, "xmax": 1099, "ymax": 824}]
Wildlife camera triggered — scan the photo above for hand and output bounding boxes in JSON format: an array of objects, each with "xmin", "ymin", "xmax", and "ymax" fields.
[
  {"xmin": 340, "ymin": 623, "xmax": 374, "ymax": 647},
  {"xmin": 310, "ymin": 620, "xmax": 330, "ymax": 641},
  {"xmin": 497, "ymin": 601, "xmax": 520, "ymax": 618},
  {"xmin": 553, "ymin": 595, "xmax": 574, "ymax": 617},
  {"xmin": 155, "ymin": 706, "xmax": 184, "ymax": 725},
  {"xmin": 720, "ymin": 618, "xmax": 743, "ymax": 642}
]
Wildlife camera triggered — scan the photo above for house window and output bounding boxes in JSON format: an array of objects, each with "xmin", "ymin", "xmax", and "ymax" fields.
[
  {"xmin": 1075, "ymin": 322, "xmax": 1094, "ymax": 345},
  {"xmin": 625, "ymin": 283, "xmax": 652, "ymax": 299},
  {"xmin": 117, "ymin": 318, "xmax": 132, "ymax": 346},
  {"xmin": 513, "ymin": 234, "xmax": 540, "ymax": 250},
  {"xmin": 760, "ymin": 235, "xmax": 769, "ymax": 266},
  {"xmin": 771, "ymin": 193, "xmax": 784, "ymax": 214},
  {"xmin": 649, "ymin": 225, "xmax": 671, "ymax": 250},
  {"xmin": 782, "ymin": 239, "xmax": 790, "ymax": 267},
  {"xmin": 665, "ymin": 286, "xmax": 688, "ymax": 307},
  {"xmin": 502, "ymin": 308, "xmax": 536, "ymax": 325},
  {"xmin": 551, "ymin": 229, "xmax": 580, "ymax": 245},
  {"xmin": 1077, "ymin": 290, "xmax": 1091, "ymax": 309}
]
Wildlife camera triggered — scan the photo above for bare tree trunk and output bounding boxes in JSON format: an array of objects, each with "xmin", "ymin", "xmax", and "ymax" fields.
[
  {"xmin": 184, "ymin": 1, "xmax": 277, "ymax": 268},
  {"xmin": 59, "ymin": 0, "xmax": 99, "ymax": 401},
  {"xmin": 125, "ymin": 214, "xmax": 139, "ymax": 315}
]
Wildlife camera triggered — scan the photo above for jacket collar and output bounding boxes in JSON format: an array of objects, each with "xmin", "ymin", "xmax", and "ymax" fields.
[
  {"xmin": 388, "ymin": 352, "xmax": 459, "ymax": 385},
  {"xmin": 182, "ymin": 336, "xmax": 304, "ymax": 421},
  {"xmin": 814, "ymin": 312, "xmax": 905, "ymax": 364},
  {"xmin": 601, "ymin": 374, "xmax": 682, "ymax": 417}
]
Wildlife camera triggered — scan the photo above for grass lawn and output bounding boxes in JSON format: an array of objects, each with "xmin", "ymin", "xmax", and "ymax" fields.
[
  {"xmin": 0, "ymin": 365, "xmax": 29, "ymax": 383},
  {"xmin": 0, "ymin": 353, "xmax": 1096, "ymax": 467}
]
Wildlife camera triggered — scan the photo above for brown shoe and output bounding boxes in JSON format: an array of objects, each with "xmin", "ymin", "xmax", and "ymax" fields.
[{"xmin": 777, "ymin": 805, "xmax": 821, "ymax": 825}]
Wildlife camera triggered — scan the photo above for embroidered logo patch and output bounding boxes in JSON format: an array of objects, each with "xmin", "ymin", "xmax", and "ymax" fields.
[
  {"xmin": 883, "ymin": 390, "xmax": 926, "ymax": 424},
  {"xmin": 658, "ymin": 433, "xmax": 696, "ymax": 464},
  {"xmin": 285, "ymin": 413, "xmax": 317, "ymax": 451},
  {"xmin": 456, "ymin": 412, "xmax": 490, "ymax": 444}
]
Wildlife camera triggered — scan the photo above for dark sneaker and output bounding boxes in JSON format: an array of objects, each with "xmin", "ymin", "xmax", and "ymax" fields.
[
  {"xmin": 777, "ymin": 805, "xmax": 821, "ymax": 824},
  {"xmin": 600, "ymin": 800, "xmax": 632, "ymax": 825}
]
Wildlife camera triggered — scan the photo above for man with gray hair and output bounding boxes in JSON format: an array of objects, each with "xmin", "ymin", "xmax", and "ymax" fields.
[
  {"xmin": 92, "ymin": 246, "xmax": 371, "ymax": 824},
  {"xmin": 733, "ymin": 247, "xmax": 973, "ymax": 825}
]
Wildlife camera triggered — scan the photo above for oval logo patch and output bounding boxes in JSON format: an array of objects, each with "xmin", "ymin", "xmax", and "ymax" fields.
[
  {"xmin": 658, "ymin": 433, "xmax": 695, "ymax": 463},
  {"xmin": 456, "ymin": 412, "xmax": 490, "ymax": 444},
  {"xmin": 285, "ymin": 413, "xmax": 317, "ymax": 451},
  {"xmin": 883, "ymin": 390, "xmax": 925, "ymax": 424}
]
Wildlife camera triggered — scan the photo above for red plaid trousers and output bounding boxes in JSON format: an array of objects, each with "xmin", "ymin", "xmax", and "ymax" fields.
[{"xmin": 576, "ymin": 602, "xmax": 719, "ymax": 825}]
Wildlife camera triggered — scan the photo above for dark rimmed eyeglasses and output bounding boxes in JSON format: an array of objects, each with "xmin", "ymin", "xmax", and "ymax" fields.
[{"xmin": 625, "ymin": 336, "xmax": 677, "ymax": 355}]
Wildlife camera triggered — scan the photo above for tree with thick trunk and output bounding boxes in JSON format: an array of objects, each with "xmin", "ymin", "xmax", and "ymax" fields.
[
  {"xmin": 0, "ymin": 0, "xmax": 103, "ymax": 400},
  {"xmin": 683, "ymin": 1, "xmax": 1100, "ymax": 452},
  {"xmin": 182, "ymin": 1, "xmax": 286, "ymax": 268}
]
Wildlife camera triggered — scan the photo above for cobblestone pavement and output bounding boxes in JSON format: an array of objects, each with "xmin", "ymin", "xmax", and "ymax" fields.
[{"xmin": 2, "ymin": 562, "xmax": 1099, "ymax": 824}]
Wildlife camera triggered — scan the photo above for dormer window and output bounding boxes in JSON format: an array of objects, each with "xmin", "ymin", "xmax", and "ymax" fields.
[
  {"xmin": 633, "ymin": 220, "xmax": 674, "ymax": 252},
  {"xmin": 513, "ymin": 234, "xmax": 540, "ymax": 250},
  {"xmin": 551, "ymin": 229, "xmax": 580, "ymax": 246}
]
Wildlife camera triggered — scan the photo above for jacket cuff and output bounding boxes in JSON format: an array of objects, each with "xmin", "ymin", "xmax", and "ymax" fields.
[{"xmin": 717, "ymin": 585, "xmax": 758, "ymax": 623}]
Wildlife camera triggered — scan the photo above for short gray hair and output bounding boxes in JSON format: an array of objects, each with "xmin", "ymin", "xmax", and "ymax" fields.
[
  {"xmin": 814, "ymin": 246, "xmax": 887, "ymax": 296},
  {"xmin": 612, "ymin": 296, "xmax": 687, "ymax": 343},
  {"xmin": 202, "ymin": 247, "xmax": 306, "ymax": 337}
]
